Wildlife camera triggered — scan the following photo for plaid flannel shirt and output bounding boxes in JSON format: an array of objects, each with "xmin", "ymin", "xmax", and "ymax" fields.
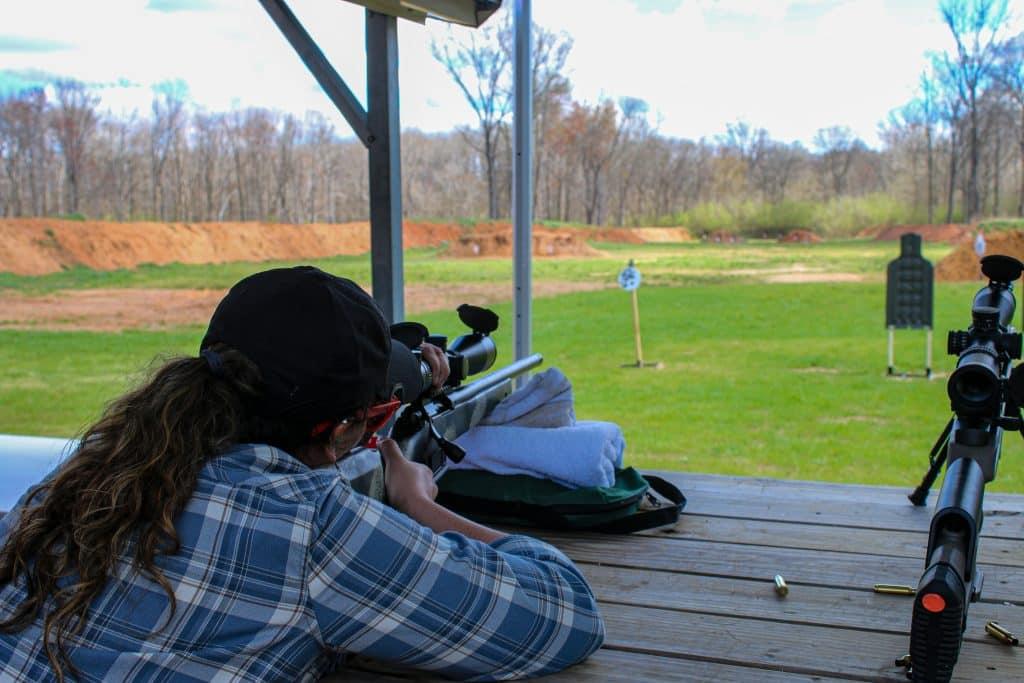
[{"xmin": 0, "ymin": 443, "xmax": 604, "ymax": 682}]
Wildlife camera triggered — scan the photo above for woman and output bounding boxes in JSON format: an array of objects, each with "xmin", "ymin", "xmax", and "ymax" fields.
[{"xmin": 0, "ymin": 266, "xmax": 604, "ymax": 682}]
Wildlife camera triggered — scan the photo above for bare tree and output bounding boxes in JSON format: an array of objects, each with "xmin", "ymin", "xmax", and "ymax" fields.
[
  {"xmin": 611, "ymin": 98, "xmax": 653, "ymax": 225},
  {"xmin": 813, "ymin": 126, "xmax": 858, "ymax": 198},
  {"xmin": 719, "ymin": 120, "xmax": 772, "ymax": 197},
  {"xmin": 272, "ymin": 113, "xmax": 298, "ymax": 221},
  {"xmin": 51, "ymin": 79, "xmax": 98, "ymax": 214},
  {"xmin": 932, "ymin": 55, "xmax": 968, "ymax": 222},
  {"xmin": 0, "ymin": 92, "xmax": 47, "ymax": 215},
  {"xmin": 527, "ymin": 22, "xmax": 573, "ymax": 216},
  {"xmin": 995, "ymin": 32, "xmax": 1024, "ymax": 215},
  {"xmin": 920, "ymin": 72, "xmax": 941, "ymax": 222},
  {"xmin": 149, "ymin": 81, "xmax": 187, "ymax": 220},
  {"xmin": 757, "ymin": 142, "xmax": 805, "ymax": 203},
  {"xmin": 431, "ymin": 12, "xmax": 512, "ymax": 219},
  {"xmin": 562, "ymin": 98, "xmax": 636, "ymax": 224},
  {"xmin": 940, "ymin": 0, "xmax": 1009, "ymax": 219}
]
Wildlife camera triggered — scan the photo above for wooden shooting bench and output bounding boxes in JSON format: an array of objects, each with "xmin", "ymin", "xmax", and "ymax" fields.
[{"xmin": 327, "ymin": 472, "xmax": 1024, "ymax": 682}]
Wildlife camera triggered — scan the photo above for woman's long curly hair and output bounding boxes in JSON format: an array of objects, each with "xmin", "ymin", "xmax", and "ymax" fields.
[{"xmin": 0, "ymin": 346, "xmax": 267, "ymax": 682}]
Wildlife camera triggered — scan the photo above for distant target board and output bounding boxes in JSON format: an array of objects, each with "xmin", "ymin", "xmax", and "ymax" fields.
[
  {"xmin": 885, "ymin": 233, "xmax": 934, "ymax": 378},
  {"xmin": 618, "ymin": 263, "xmax": 642, "ymax": 291}
]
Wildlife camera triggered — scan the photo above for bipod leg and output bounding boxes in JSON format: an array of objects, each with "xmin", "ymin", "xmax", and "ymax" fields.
[{"xmin": 909, "ymin": 417, "xmax": 953, "ymax": 506}]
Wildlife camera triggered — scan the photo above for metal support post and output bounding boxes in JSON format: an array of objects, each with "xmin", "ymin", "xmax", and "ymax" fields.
[
  {"xmin": 926, "ymin": 328, "xmax": 933, "ymax": 379},
  {"xmin": 258, "ymin": 0, "xmax": 370, "ymax": 145},
  {"xmin": 887, "ymin": 326, "xmax": 895, "ymax": 375},
  {"xmin": 512, "ymin": 0, "xmax": 533, "ymax": 386},
  {"xmin": 366, "ymin": 9, "xmax": 404, "ymax": 323},
  {"xmin": 631, "ymin": 289, "xmax": 644, "ymax": 365}
]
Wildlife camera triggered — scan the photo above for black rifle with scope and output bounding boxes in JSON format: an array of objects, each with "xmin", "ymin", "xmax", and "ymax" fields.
[
  {"xmin": 341, "ymin": 303, "xmax": 541, "ymax": 500},
  {"xmin": 907, "ymin": 254, "xmax": 1024, "ymax": 682},
  {"xmin": 385, "ymin": 303, "xmax": 542, "ymax": 479}
]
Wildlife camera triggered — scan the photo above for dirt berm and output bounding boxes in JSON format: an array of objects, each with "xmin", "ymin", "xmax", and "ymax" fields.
[
  {"xmin": 0, "ymin": 219, "xmax": 694, "ymax": 276},
  {"xmin": 863, "ymin": 224, "xmax": 971, "ymax": 243},
  {"xmin": 936, "ymin": 230, "xmax": 1024, "ymax": 281},
  {"xmin": 0, "ymin": 219, "xmax": 463, "ymax": 276}
]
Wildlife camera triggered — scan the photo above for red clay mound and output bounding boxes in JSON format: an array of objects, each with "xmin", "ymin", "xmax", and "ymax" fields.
[
  {"xmin": 629, "ymin": 227, "xmax": 692, "ymax": 242},
  {"xmin": 0, "ymin": 218, "xmax": 462, "ymax": 276},
  {"xmin": 445, "ymin": 222, "xmax": 601, "ymax": 258},
  {"xmin": 867, "ymin": 224, "xmax": 971, "ymax": 243},
  {"xmin": 778, "ymin": 230, "xmax": 822, "ymax": 243},
  {"xmin": 936, "ymin": 230, "xmax": 1024, "ymax": 281},
  {"xmin": 592, "ymin": 228, "xmax": 645, "ymax": 244}
]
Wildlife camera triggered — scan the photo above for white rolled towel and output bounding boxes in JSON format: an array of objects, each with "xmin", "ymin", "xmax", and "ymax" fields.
[
  {"xmin": 451, "ymin": 420, "xmax": 625, "ymax": 489},
  {"xmin": 480, "ymin": 367, "xmax": 575, "ymax": 428}
]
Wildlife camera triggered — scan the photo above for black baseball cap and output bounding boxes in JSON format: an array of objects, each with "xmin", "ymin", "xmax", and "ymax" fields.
[{"xmin": 201, "ymin": 266, "xmax": 392, "ymax": 428}]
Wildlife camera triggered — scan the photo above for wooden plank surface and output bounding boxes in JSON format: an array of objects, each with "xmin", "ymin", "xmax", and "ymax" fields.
[
  {"xmin": 599, "ymin": 603, "xmax": 1019, "ymax": 682},
  {"xmin": 332, "ymin": 473, "xmax": 1024, "ymax": 682},
  {"xmin": 658, "ymin": 472, "xmax": 1024, "ymax": 539},
  {"xmin": 537, "ymin": 532, "xmax": 1024, "ymax": 604},
  {"xmin": 653, "ymin": 513, "xmax": 1023, "ymax": 566},
  {"xmin": 327, "ymin": 648, "xmax": 854, "ymax": 682},
  {"xmin": 581, "ymin": 564, "xmax": 1024, "ymax": 641}
]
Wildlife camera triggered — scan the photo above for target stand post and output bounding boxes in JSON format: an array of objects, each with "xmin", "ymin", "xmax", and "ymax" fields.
[
  {"xmin": 887, "ymin": 325, "xmax": 933, "ymax": 379},
  {"xmin": 618, "ymin": 260, "xmax": 662, "ymax": 369}
]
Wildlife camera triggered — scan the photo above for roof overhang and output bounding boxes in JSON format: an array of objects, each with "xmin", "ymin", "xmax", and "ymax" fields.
[{"xmin": 342, "ymin": 0, "xmax": 502, "ymax": 27}]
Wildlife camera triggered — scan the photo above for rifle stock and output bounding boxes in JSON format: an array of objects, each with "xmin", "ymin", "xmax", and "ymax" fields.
[{"xmin": 910, "ymin": 452, "xmax": 985, "ymax": 682}]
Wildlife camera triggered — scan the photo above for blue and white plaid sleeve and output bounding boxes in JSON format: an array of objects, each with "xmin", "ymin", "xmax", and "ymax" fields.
[{"xmin": 306, "ymin": 482, "xmax": 605, "ymax": 681}]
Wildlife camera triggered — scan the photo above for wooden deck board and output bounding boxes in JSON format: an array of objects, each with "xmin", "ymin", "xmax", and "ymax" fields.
[
  {"xmin": 329, "ymin": 648, "xmax": 854, "ymax": 682},
  {"xmin": 583, "ymin": 564, "xmax": 1023, "ymax": 641},
  {"xmin": 333, "ymin": 473, "xmax": 1024, "ymax": 682},
  {"xmin": 537, "ymin": 532, "xmax": 1024, "ymax": 604},
  {"xmin": 649, "ymin": 514, "xmax": 1023, "ymax": 566}
]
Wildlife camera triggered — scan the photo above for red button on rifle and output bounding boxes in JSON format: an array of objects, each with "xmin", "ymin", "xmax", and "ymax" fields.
[{"xmin": 921, "ymin": 593, "xmax": 946, "ymax": 612}]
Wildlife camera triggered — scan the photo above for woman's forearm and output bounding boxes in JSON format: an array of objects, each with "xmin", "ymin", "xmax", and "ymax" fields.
[{"xmin": 404, "ymin": 497, "xmax": 507, "ymax": 544}]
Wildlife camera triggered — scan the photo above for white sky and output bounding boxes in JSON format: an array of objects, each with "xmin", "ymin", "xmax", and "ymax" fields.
[{"xmin": 1, "ymin": 0, "xmax": 1018, "ymax": 148}]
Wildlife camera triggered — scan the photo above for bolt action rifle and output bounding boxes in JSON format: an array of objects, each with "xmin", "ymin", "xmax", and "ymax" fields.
[
  {"xmin": 907, "ymin": 254, "xmax": 1024, "ymax": 682},
  {"xmin": 340, "ymin": 304, "xmax": 542, "ymax": 498}
]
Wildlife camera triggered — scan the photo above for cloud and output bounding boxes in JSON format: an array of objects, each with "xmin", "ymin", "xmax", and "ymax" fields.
[
  {"xmin": 630, "ymin": 0, "xmax": 684, "ymax": 13},
  {"xmin": 0, "ymin": 69, "xmax": 60, "ymax": 97},
  {"xmin": 0, "ymin": 35, "xmax": 73, "ymax": 53},
  {"xmin": 146, "ymin": 0, "xmax": 218, "ymax": 13}
]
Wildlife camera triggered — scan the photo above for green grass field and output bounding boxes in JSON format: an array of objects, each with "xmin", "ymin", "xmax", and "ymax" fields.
[
  {"xmin": 0, "ymin": 239, "xmax": 950, "ymax": 292},
  {"xmin": 5, "ymin": 238, "xmax": 1022, "ymax": 492}
]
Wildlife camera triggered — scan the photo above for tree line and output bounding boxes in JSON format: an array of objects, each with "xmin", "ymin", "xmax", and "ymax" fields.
[{"xmin": 1, "ymin": 0, "xmax": 1022, "ymax": 235}]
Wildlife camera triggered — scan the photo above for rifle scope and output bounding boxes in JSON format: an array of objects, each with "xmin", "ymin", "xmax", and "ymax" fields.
[
  {"xmin": 945, "ymin": 255, "xmax": 1024, "ymax": 417},
  {"xmin": 388, "ymin": 304, "xmax": 500, "ymax": 404}
]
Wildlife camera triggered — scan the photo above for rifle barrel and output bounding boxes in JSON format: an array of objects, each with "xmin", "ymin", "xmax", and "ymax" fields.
[{"xmin": 445, "ymin": 353, "xmax": 544, "ymax": 405}]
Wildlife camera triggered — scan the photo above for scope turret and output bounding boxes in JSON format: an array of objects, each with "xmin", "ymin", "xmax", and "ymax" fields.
[{"xmin": 980, "ymin": 254, "xmax": 1024, "ymax": 283}]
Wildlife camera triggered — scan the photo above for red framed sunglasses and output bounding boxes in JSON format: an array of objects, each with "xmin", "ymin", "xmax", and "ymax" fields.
[
  {"xmin": 361, "ymin": 398, "xmax": 402, "ymax": 437},
  {"xmin": 310, "ymin": 397, "xmax": 402, "ymax": 449}
]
